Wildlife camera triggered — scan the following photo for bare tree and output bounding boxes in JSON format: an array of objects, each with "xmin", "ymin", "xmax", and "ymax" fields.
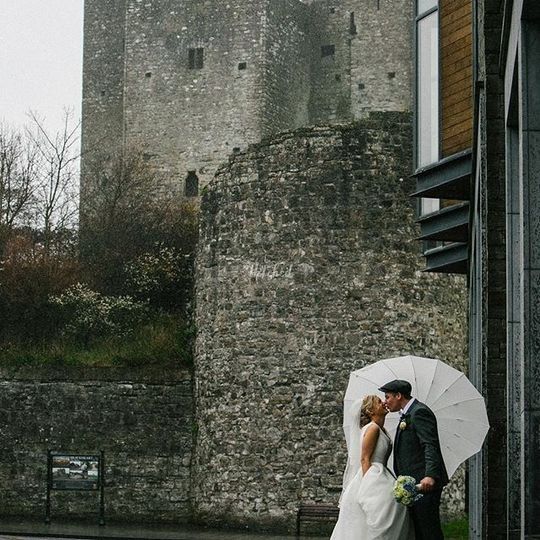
[
  {"xmin": 26, "ymin": 109, "xmax": 80, "ymax": 254},
  {"xmin": 0, "ymin": 124, "xmax": 38, "ymax": 233},
  {"xmin": 80, "ymin": 146, "xmax": 198, "ymax": 296}
]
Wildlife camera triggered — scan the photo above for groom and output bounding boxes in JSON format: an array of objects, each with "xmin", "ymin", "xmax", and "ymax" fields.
[{"xmin": 379, "ymin": 379, "xmax": 448, "ymax": 540}]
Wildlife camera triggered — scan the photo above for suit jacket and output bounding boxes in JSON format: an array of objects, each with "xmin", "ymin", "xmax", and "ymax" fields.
[{"xmin": 393, "ymin": 400, "xmax": 448, "ymax": 487}]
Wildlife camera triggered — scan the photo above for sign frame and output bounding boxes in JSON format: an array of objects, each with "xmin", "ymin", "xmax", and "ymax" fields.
[{"xmin": 45, "ymin": 450, "xmax": 105, "ymax": 525}]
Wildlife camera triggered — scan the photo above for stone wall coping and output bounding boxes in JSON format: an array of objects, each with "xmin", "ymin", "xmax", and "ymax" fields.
[
  {"xmin": 0, "ymin": 365, "xmax": 192, "ymax": 383},
  {"xmin": 213, "ymin": 112, "xmax": 413, "ymax": 179}
]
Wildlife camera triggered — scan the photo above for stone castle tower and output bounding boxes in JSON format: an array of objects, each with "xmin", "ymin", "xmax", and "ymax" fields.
[
  {"xmin": 81, "ymin": 0, "xmax": 412, "ymax": 194},
  {"xmin": 80, "ymin": 1, "xmax": 469, "ymax": 531}
]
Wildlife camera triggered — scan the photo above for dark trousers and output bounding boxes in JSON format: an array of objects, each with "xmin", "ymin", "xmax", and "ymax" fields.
[{"xmin": 410, "ymin": 488, "xmax": 444, "ymax": 540}]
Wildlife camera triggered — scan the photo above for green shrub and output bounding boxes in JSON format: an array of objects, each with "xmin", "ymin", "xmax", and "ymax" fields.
[
  {"xmin": 0, "ymin": 314, "xmax": 192, "ymax": 368},
  {"xmin": 50, "ymin": 283, "xmax": 148, "ymax": 347},
  {"xmin": 443, "ymin": 517, "xmax": 468, "ymax": 539},
  {"xmin": 124, "ymin": 246, "xmax": 193, "ymax": 311}
]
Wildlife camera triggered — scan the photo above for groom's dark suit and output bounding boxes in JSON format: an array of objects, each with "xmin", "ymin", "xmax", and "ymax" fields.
[{"xmin": 394, "ymin": 399, "xmax": 448, "ymax": 540}]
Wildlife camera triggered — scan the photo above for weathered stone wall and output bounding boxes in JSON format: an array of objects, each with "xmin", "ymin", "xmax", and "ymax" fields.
[
  {"xmin": 260, "ymin": 0, "xmax": 311, "ymax": 136},
  {"xmin": 81, "ymin": 0, "xmax": 413, "ymax": 196},
  {"xmin": 80, "ymin": 0, "xmax": 127, "ymax": 212},
  {"xmin": 193, "ymin": 113, "xmax": 467, "ymax": 531},
  {"xmin": 307, "ymin": 0, "xmax": 412, "ymax": 123},
  {"xmin": 0, "ymin": 367, "xmax": 193, "ymax": 523},
  {"xmin": 122, "ymin": 0, "xmax": 270, "ymax": 191},
  {"xmin": 346, "ymin": 0, "xmax": 412, "ymax": 116},
  {"xmin": 307, "ymin": 2, "xmax": 353, "ymax": 123}
]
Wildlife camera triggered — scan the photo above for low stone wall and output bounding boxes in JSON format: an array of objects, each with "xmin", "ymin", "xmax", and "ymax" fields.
[{"xmin": 0, "ymin": 367, "xmax": 193, "ymax": 523}]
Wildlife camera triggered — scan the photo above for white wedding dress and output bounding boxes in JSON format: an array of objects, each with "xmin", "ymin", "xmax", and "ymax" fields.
[{"xmin": 330, "ymin": 422, "xmax": 414, "ymax": 540}]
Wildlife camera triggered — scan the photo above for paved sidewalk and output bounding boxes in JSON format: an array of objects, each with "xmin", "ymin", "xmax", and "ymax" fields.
[{"xmin": 0, "ymin": 519, "xmax": 326, "ymax": 540}]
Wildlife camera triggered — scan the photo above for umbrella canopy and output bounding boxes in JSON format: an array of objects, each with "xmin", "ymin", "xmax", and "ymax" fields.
[{"xmin": 343, "ymin": 355, "xmax": 490, "ymax": 478}]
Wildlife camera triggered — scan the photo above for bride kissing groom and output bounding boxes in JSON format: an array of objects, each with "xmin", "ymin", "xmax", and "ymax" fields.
[{"xmin": 330, "ymin": 379, "xmax": 448, "ymax": 540}]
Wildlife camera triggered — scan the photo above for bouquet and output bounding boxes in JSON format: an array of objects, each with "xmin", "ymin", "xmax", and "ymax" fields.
[{"xmin": 393, "ymin": 475, "xmax": 423, "ymax": 506}]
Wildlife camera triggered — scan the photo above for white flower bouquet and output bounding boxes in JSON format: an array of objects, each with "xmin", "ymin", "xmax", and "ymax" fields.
[{"xmin": 393, "ymin": 475, "xmax": 423, "ymax": 506}]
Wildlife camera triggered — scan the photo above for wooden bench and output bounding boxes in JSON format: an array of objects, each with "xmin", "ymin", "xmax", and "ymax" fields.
[{"xmin": 296, "ymin": 503, "xmax": 339, "ymax": 537}]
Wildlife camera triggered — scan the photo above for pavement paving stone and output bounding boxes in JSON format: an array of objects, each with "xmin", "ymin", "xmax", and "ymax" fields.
[{"xmin": 0, "ymin": 520, "xmax": 327, "ymax": 540}]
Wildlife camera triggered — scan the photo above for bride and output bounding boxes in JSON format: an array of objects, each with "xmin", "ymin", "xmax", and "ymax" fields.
[{"xmin": 330, "ymin": 395, "xmax": 414, "ymax": 540}]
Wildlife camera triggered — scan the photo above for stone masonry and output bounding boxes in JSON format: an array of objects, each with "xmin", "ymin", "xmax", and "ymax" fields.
[
  {"xmin": 0, "ymin": 367, "xmax": 192, "ymax": 522},
  {"xmin": 81, "ymin": 0, "xmax": 412, "ymax": 197},
  {"xmin": 193, "ymin": 113, "xmax": 467, "ymax": 532}
]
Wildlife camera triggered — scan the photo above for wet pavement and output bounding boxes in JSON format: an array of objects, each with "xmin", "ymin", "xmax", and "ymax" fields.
[{"xmin": 0, "ymin": 519, "xmax": 327, "ymax": 540}]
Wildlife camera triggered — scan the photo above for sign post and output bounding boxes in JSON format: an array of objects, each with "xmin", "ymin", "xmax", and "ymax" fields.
[{"xmin": 46, "ymin": 450, "xmax": 105, "ymax": 525}]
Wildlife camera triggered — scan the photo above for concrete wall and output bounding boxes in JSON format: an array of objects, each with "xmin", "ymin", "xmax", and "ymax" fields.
[
  {"xmin": 0, "ymin": 367, "xmax": 193, "ymax": 522},
  {"xmin": 193, "ymin": 113, "xmax": 467, "ymax": 532}
]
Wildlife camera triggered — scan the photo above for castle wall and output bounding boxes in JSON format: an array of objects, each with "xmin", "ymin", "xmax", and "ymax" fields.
[
  {"xmin": 81, "ymin": 0, "xmax": 413, "ymax": 196},
  {"xmin": 122, "ymin": 0, "xmax": 270, "ymax": 192},
  {"xmin": 308, "ymin": 2, "xmax": 353, "ymax": 123},
  {"xmin": 348, "ymin": 0, "xmax": 413, "ymax": 116},
  {"xmin": 259, "ymin": 0, "xmax": 312, "ymax": 136},
  {"xmin": 80, "ymin": 0, "xmax": 127, "ymax": 203},
  {"xmin": 0, "ymin": 367, "xmax": 193, "ymax": 522},
  {"xmin": 193, "ymin": 113, "xmax": 467, "ymax": 531},
  {"xmin": 308, "ymin": 0, "xmax": 412, "ymax": 123}
]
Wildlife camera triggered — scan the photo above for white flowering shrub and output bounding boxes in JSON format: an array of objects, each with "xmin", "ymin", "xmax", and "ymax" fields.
[
  {"xmin": 124, "ymin": 246, "xmax": 192, "ymax": 311},
  {"xmin": 50, "ymin": 283, "xmax": 148, "ymax": 345}
]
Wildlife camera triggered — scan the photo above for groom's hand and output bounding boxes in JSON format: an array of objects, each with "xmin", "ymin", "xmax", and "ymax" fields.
[{"xmin": 419, "ymin": 476, "xmax": 436, "ymax": 493}]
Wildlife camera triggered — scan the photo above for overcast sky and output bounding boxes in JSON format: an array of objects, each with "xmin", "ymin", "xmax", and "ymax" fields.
[{"xmin": 0, "ymin": 0, "xmax": 84, "ymax": 134}]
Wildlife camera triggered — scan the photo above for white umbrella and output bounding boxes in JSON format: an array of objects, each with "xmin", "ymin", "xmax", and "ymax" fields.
[{"xmin": 343, "ymin": 355, "xmax": 490, "ymax": 478}]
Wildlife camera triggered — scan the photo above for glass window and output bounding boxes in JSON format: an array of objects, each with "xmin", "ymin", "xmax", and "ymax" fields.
[
  {"xmin": 421, "ymin": 197, "xmax": 440, "ymax": 215},
  {"xmin": 417, "ymin": 10, "xmax": 439, "ymax": 168},
  {"xmin": 417, "ymin": 0, "xmax": 437, "ymax": 16}
]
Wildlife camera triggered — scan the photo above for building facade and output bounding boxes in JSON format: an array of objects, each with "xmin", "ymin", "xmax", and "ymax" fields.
[
  {"xmin": 81, "ymin": 0, "xmax": 412, "ymax": 195},
  {"xmin": 412, "ymin": 0, "xmax": 540, "ymax": 538}
]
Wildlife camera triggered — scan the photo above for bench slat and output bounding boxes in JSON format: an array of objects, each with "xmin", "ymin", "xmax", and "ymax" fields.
[{"xmin": 296, "ymin": 503, "xmax": 339, "ymax": 537}]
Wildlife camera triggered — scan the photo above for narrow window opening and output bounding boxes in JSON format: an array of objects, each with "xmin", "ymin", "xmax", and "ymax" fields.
[
  {"xmin": 321, "ymin": 44, "xmax": 335, "ymax": 58},
  {"xmin": 350, "ymin": 12, "xmax": 357, "ymax": 35},
  {"xmin": 377, "ymin": 0, "xmax": 381, "ymax": 9},
  {"xmin": 238, "ymin": 62, "xmax": 247, "ymax": 70},
  {"xmin": 388, "ymin": 71, "xmax": 396, "ymax": 79},
  {"xmin": 145, "ymin": 72, "xmax": 152, "ymax": 78},
  {"xmin": 188, "ymin": 48, "xmax": 204, "ymax": 70},
  {"xmin": 185, "ymin": 171, "xmax": 199, "ymax": 197},
  {"xmin": 232, "ymin": 147, "xmax": 241, "ymax": 153},
  {"xmin": 358, "ymin": 83, "xmax": 365, "ymax": 90}
]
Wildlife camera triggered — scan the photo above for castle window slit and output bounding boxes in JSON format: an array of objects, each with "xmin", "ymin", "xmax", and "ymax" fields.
[{"xmin": 185, "ymin": 171, "xmax": 199, "ymax": 197}]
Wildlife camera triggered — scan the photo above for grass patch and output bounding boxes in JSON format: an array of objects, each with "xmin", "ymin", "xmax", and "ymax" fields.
[
  {"xmin": 0, "ymin": 314, "xmax": 193, "ymax": 368},
  {"xmin": 443, "ymin": 517, "xmax": 468, "ymax": 539}
]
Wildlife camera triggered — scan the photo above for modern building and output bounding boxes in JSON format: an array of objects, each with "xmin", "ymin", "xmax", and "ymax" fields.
[{"xmin": 412, "ymin": 0, "xmax": 540, "ymax": 538}]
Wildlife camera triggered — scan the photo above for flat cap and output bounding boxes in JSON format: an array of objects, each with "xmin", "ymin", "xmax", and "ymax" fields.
[{"xmin": 378, "ymin": 379, "xmax": 412, "ymax": 395}]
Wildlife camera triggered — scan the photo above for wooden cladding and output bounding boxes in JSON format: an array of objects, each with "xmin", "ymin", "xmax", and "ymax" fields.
[{"xmin": 440, "ymin": 0, "xmax": 473, "ymax": 157}]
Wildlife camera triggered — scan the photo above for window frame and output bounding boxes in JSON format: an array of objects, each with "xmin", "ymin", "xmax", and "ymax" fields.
[
  {"xmin": 414, "ymin": 0, "xmax": 441, "ymax": 217},
  {"xmin": 414, "ymin": 1, "xmax": 440, "ymax": 171}
]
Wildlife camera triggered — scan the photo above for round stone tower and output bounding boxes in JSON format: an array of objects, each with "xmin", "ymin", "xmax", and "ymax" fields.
[{"xmin": 193, "ymin": 112, "xmax": 466, "ymax": 531}]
